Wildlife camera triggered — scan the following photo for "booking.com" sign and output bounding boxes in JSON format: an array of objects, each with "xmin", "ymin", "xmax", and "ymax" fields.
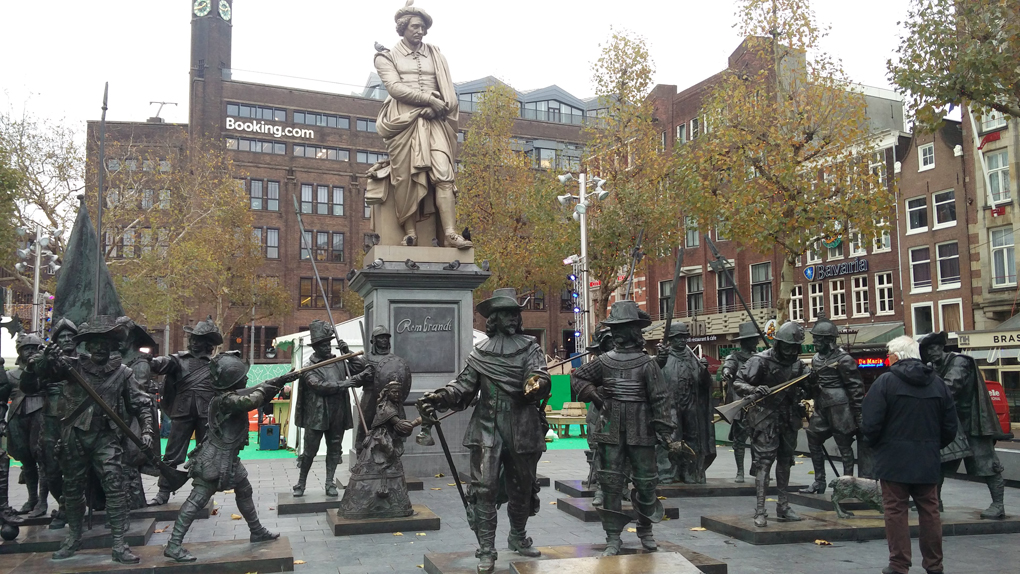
[{"xmin": 225, "ymin": 117, "xmax": 315, "ymax": 139}]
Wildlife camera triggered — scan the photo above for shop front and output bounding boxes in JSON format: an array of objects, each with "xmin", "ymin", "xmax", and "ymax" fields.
[{"xmin": 956, "ymin": 321, "xmax": 1020, "ymax": 423}]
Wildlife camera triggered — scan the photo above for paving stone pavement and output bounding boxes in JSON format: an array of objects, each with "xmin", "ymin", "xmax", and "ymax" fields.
[{"xmin": 9, "ymin": 446, "xmax": 1020, "ymax": 574}]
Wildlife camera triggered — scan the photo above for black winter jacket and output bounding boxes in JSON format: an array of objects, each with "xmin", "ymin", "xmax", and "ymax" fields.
[{"xmin": 861, "ymin": 358, "xmax": 958, "ymax": 484}]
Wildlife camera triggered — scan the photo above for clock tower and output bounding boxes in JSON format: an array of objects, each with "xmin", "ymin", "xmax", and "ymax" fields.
[{"xmin": 189, "ymin": 0, "xmax": 233, "ymax": 137}]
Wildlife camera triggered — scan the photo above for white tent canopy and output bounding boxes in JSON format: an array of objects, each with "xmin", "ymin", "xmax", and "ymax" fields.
[{"xmin": 272, "ymin": 315, "xmax": 488, "ymax": 451}]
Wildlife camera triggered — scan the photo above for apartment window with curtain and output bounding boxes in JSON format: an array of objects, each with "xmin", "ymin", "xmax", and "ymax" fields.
[
  {"xmin": 789, "ymin": 285, "xmax": 804, "ymax": 322},
  {"xmin": 936, "ymin": 242, "xmax": 960, "ymax": 287},
  {"xmin": 829, "ymin": 279, "xmax": 847, "ymax": 319},
  {"xmin": 717, "ymin": 271, "xmax": 736, "ymax": 313},
  {"xmin": 659, "ymin": 280, "xmax": 673, "ymax": 319},
  {"xmin": 876, "ymin": 272, "xmax": 894, "ymax": 315},
  {"xmin": 750, "ymin": 262, "xmax": 772, "ymax": 309},
  {"xmin": 809, "ymin": 282, "xmax": 824, "ymax": 321},
  {"xmin": 687, "ymin": 274, "xmax": 704, "ymax": 314},
  {"xmin": 987, "ymin": 150, "xmax": 1011, "ymax": 204},
  {"xmin": 852, "ymin": 275, "xmax": 869, "ymax": 317},
  {"xmin": 910, "ymin": 246, "xmax": 932, "ymax": 290},
  {"xmin": 991, "ymin": 226, "xmax": 1016, "ymax": 287}
]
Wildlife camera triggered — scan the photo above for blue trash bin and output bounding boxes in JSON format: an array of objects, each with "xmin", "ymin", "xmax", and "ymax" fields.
[{"xmin": 259, "ymin": 424, "xmax": 280, "ymax": 451}]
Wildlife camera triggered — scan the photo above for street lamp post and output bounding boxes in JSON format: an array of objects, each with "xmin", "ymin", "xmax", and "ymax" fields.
[{"xmin": 558, "ymin": 173, "xmax": 609, "ymax": 356}]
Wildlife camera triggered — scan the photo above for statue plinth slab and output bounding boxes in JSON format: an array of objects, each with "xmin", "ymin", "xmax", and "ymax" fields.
[
  {"xmin": 784, "ymin": 491, "xmax": 874, "ymax": 512},
  {"xmin": 553, "ymin": 479, "xmax": 595, "ymax": 498},
  {"xmin": 656, "ymin": 478, "xmax": 806, "ymax": 498},
  {"xmin": 701, "ymin": 508, "xmax": 1020, "ymax": 545},
  {"xmin": 422, "ymin": 542, "xmax": 727, "ymax": 574},
  {"xmin": 555, "ymin": 497, "xmax": 679, "ymax": 523},
  {"xmin": 325, "ymin": 505, "xmax": 439, "ymax": 536},
  {"xmin": 276, "ymin": 492, "xmax": 343, "ymax": 515},
  {"xmin": 17, "ymin": 499, "xmax": 212, "ymax": 527},
  {"xmin": 462, "ymin": 472, "xmax": 547, "ymax": 487},
  {"xmin": 350, "ymin": 253, "xmax": 489, "ymax": 478},
  {"xmin": 335, "ymin": 476, "xmax": 422, "ymax": 492},
  {"xmin": 510, "ymin": 551, "xmax": 702, "ymax": 574},
  {"xmin": 0, "ymin": 518, "xmax": 155, "ymax": 555},
  {"xmin": 6, "ymin": 537, "xmax": 294, "ymax": 573}
]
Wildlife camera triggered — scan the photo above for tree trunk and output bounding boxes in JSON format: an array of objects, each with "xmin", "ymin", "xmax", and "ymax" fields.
[{"xmin": 774, "ymin": 253, "xmax": 797, "ymax": 325}]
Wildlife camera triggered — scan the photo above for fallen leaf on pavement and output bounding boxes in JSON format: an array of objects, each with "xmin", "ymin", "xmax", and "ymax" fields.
[
  {"xmin": 231, "ymin": 513, "xmax": 242, "ymax": 520},
  {"xmin": 626, "ymin": 527, "xmax": 637, "ymax": 533},
  {"xmin": 807, "ymin": 471, "xmax": 815, "ymax": 474},
  {"xmin": 814, "ymin": 539, "xmax": 832, "ymax": 546},
  {"xmin": 690, "ymin": 527, "xmax": 707, "ymax": 531},
  {"xmin": 224, "ymin": 490, "xmax": 234, "ymax": 494},
  {"xmin": 541, "ymin": 460, "xmax": 550, "ymax": 463},
  {"xmin": 430, "ymin": 488, "xmax": 442, "ymax": 491},
  {"xmin": 269, "ymin": 506, "xmax": 275, "ymax": 510},
  {"xmin": 795, "ymin": 461, "xmax": 804, "ymax": 465},
  {"xmin": 448, "ymin": 484, "xmax": 456, "ymax": 486},
  {"xmin": 435, "ymin": 473, "xmax": 445, "ymax": 478},
  {"xmin": 766, "ymin": 498, "xmax": 777, "ymax": 502},
  {"xmin": 416, "ymin": 533, "xmax": 426, "ymax": 536},
  {"xmin": 294, "ymin": 559, "xmax": 306, "ymax": 564},
  {"xmin": 549, "ymin": 502, "xmax": 556, "ymax": 505},
  {"xmin": 662, "ymin": 516, "xmax": 671, "ymax": 521},
  {"xmin": 154, "ymin": 528, "xmax": 166, "ymax": 533},
  {"xmin": 657, "ymin": 496, "xmax": 667, "ymax": 500},
  {"xmin": 394, "ymin": 532, "xmax": 404, "ymax": 536},
  {"xmin": 797, "ymin": 454, "xmax": 807, "ymax": 458},
  {"xmin": 417, "ymin": 565, "xmax": 424, "ymax": 569}
]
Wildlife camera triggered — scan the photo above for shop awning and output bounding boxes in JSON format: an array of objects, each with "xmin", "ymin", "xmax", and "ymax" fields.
[
  {"xmin": 642, "ymin": 320, "xmax": 720, "ymax": 343},
  {"xmin": 804, "ymin": 322, "xmax": 904, "ymax": 347},
  {"xmin": 963, "ymin": 348, "xmax": 1020, "ymax": 361}
]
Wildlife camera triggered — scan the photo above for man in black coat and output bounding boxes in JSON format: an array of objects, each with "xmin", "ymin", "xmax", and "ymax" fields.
[{"xmin": 861, "ymin": 335, "xmax": 957, "ymax": 574}]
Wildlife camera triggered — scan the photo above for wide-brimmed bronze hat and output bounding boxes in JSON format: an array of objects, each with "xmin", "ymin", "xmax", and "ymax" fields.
[
  {"xmin": 73, "ymin": 315, "xmax": 128, "ymax": 343},
  {"xmin": 308, "ymin": 319, "xmax": 335, "ymax": 345},
  {"xmin": 603, "ymin": 301, "xmax": 651, "ymax": 328},
  {"xmin": 183, "ymin": 315, "xmax": 223, "ymax": 346},
  {"xmin": 117, "ymin": 316, "xmax": 157, "ymax": 350},
  {"xmin": 732, "ymin": 322, "xmax": 760, "ymax": 342},
  {"xmin": 918, "ymin": 331, "xmax": 947, "ymax": 349},
  {"xmin": 395, "ymin": 0, "xmax": 432, "ymax": 29},
  {"xmin": 476, "ymin": 288, "xmax": 526, "ymax": 318}
]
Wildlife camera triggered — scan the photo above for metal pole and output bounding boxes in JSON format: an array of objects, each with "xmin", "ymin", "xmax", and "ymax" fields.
[
  {"xmin": 579, "ymin": 173, "xmax": 591, "ymax": 354},
  {"xmin": 94, "ymin": 83, "xmax": 109, "ymax": 318},
  {"xmin": 31, "ymin": 224, "xmax": 42, "ymax": 334}
]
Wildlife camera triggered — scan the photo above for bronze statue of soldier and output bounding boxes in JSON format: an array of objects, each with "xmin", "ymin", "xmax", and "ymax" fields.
[
  {"xmin": 0, "ymin": 354, "xmax": 24, "ymax": 526},
  {"xmin": 148, "ymin": 316, "xmax": 222, "ymax": 506},
  {"xmin": 732, "ymin": 321, "xmax": 808, "ymax": 528},
  {"xmin": 584, "ymin": 326, "xmax": 613, "ymax": 506},
  {"xmin": 920, "ymin": 331, "xmax": 1010, "ymax": 519},
  {"xmin": 6, "ymin": 333, "xmax": 48, "ymax": 518},
  {"xmin": 163, "ymin": 353, "xmax": 297, "ymax": 562},
  {"xmin": 349, "ymin": 326, "xmax": 411, "ymax": 455},
  {"xmin": 40, "ymin": 318, "xmax": 79, "ymax": 529},
  {"xmin": 23, "ymin": 316, "xmax": 154, "ymax": 563},
  {"xmin": 800, "ymin": 315, "xmax": 865, "ymax": 494},
  {"xmin": 292, "ymin": 320, "xmax": 365, "ymax": 497},
  {"xmin": 655, "ymin": 322, "xmax": 716, "ymax": 484},
  {"xmin": 721, "ymin": 322, "xmax": 760, "ymax": 483},
  {"xmin": 418, "ymin": 288, "xmax": 550, "ymax": 574},
  {"xmin": 116, "ymin": 317, "xmax": 159, "ymax": 509},
  {"xmin": 572, "ymin": 301, "xmax": 675, "ymax": 556}
]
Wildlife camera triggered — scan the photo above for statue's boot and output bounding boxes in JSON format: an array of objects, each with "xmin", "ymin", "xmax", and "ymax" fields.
[
  {"xmin": 292, "ymin": 455, "xmax": 313, "ymax": 497},
  {"xmin": 324, "ymin": 454, "xmax": 340, "ymax": 497},
  {"xmin": 18, "ymin": 466, "xmax": 39, "ymax": 515},
  {"xmin": 51, "ymin": 516, "xmax": 82, "ymax": 560},
  {"xmin": 474, "ymin": 504, "xmax": 498, "ymax": 574},
  {"xmin": 148, "ymin": 478, "xmax": 172, "ymax": 508},
  {"xmin": 164, "ymin": 516, "xmax": 197, "ymax": 562},
  {"xmin": 401, "ymin": 220, "xmax": 418, "ymax": 247},
  {"xmin": 508, "ymin": 509, "xmax": 540, "ymax": 557},
  {"xmin": 636, "ymin": 519, "xmax": 657, "ymax": 551},
  {"xmin": 435, "ymin": 182, "xmax": 473, "ymax": 249},
  {"xmin": 839, "ymin": 445, "xmax": 856, "ymax": 478},
  {"xmin": 597, "ymin": 507, "xmax": 632, "ymax": 556},
  {"xmin": 238, "ymin": 490, "xmax": 279, "ymax": 542},
  {"xmin": 776, "ymin": 462, "xmax": 803, "ymax": 522},
  {"xmin": 753, "ymin": 468, "xmax": 770, "ymax": 528},
  {"xmin": 110, "ymin": 505, "xmax": 140, "ymax": 564},
  {"xmin": 980, "ymin": 473, "xmax": 1006, "ymax": 520},
  {"xmin": 591, "ymin": 488, "xmax": 604, "ymax": 507},
  {"xmin": 28, "ymin": 479, "xmax": 49, "ymax": 519},
  {"xmin": 0, "ymin": 456, "xmax": 23, "ymax": 525},
  {"xmin": 800, "ymin": 448, "xmax": 827, "ymax": 494},
  {"xmin": 49, "ymin": 504, "xmax": 66, "ymax": 530},
  {"xmin": 734, "ymin": 443, "xmax": 746, "ymax": 483}
]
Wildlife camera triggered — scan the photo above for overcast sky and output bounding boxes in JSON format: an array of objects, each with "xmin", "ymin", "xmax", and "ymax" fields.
[{"xmin": 2, "ymin": 0, "xmax": 912, "ymax": 131}]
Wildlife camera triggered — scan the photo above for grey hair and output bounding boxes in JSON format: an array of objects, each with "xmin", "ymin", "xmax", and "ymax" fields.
[
  {"xmin": 887, "ymin": 335, "xmax": 920, "ymax": 360},
  {"xmin": 396, "ymin": 14, "xmax": 430, "ymax": 35}
]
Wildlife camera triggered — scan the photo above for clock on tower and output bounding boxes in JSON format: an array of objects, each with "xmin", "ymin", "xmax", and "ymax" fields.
[
  {"xmin": 218, "ymin": 0, "xmax": 231, "ymax": 21},
  {"xmin": 193, "ymin": 0, "xmax": 210, "ymax": 18}
]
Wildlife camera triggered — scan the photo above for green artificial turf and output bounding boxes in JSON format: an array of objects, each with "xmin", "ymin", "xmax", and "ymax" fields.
[{"xmin": 158, "ymin": 432, "xmax": 297, "ymax": 460}]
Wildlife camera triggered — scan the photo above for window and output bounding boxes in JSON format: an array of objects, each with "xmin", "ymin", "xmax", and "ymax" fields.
[
  {"xmin": 139, "ymin": 228, "xmax": 152, "ymax": 255},
  {"xmin": 827, "ymin": 240, "xmax": 843, "ymax": 260},
  {"xmin": 849, "ymin": 231, "xmax": 866, "ymax": 256},
  {"xmin": 316, "ymin": 185, "xmax": 329, "ymax": 215},
  {"xmin": 717, "ymin": 271, "xmax": 736, "ymax": 313},
  {"xmin": 907, "ymin": 197, "xmax": 928, "ymax": 232},
  {"xmin": 875, "ymin": 272, "xmax": 894, "ymax": 315},
  {"xmin": 299, "ymin": 230, "xmax": 312, "ymax": 260},
  {"xmin": 331, "ymin": 232, "xmax": 344, "ymax": 262},
  {"xmin": 659, "ymin": 280, "xmax": 673, "ymax": 318},
  {"xmin": 869, "ymin": 150, "xmax": 888, "ymax": 189},
  {"xmin": 265, "ymin": 228, "xmax": 279, "ymax": 259},
  {"xmin": 332, "ymin": 187, "xmax": 344, "ymax": 216},
  {"xmin": 912, "ymin": 303, "xmax": 934, "ymax": 337},
  {"xmin": 933, "ymin": 190, "xmax": 956, "ymax": 227},
  {"xmin": 936, "ymin": 242, "xmax": 960, "ymax": 287},
  {"xmin": 364, "ymin": 198, "xmax": 372, "ymax": 219},
  {"xmin": 690, "ymin": 117, "xmax": 700, "ymax": 140},
  {"xmin": 687, "ymin": 274, "xmax": 704, "ymax": 314},
  {"xmin": 249, "ymin": 180, "xmax": 263, "ymax": 210},
  {"xmin": 227, "ymin": 103, "xmax": 286, "ymax": 122},
  {"xmin": 294, "ymin": 110, "xmax": 349, "ymax": 129},
  {"xmin": 715, "ymin": 226, "xmax": 726, "ymax": 241},
  {"xmin": 991, "ymin": 226, "xmax": 1016, "ymax": 287},
  {"xmin": 809, "ymin": 282, "xmax": 824, "ymax": 322},
  {"xmin": 981, "ymin": 110, "xmax": 1008, "ymax": 132},
  {"xmin": 852, "ymin": 275, "xmax": 869, "ymax": 317},
  {"xmin": 266, "ymin": 181, "xmax": 280, "ymax": 211},
  {"xmin": 987, "ymin": 150, "xmax": 1011, "ymax": 204},
  {"xmin": 330, "ymin": 279, "xmax": 344, "ymax": 309},
  {"xmin": 829, "ymin": 279, "xmax": 847, "ymax": 319},
  {"xmin": 789, "ymin": 285, "xmax": 804, "ymax": 322},
  {"xmin": 560, "ymin": 290, "xmax": 574, "ymax": 313},
  {"xmin": 528, "ymin": 289, "xmax": 546, "ymax": 311},
  {"xmin": 939, "ymin": 300, "xmax": 963, "ymax": 332},
  {"xmin": 536, "ymin": 148, "xmax": 556, "ymax": 170},
  {"xmin": 300, "ymin": 184, "xmax": 313, "ymax": 213},
  {"xmin": 159, "ymin": 189, "xmax": 170, "ymax": 209},
  {"xmin": 225, "ymin": 137, "xmax": 286, "ymax": 155},
  {"xmin": 807, "ymin": 241, "xmax": 822, "ymax": 264},
  {"xmin": 676, "ymin": 123, "xmax": 687, "ymax": 144},
  {"xmin": 357, "ymin": 150, "xmax": 388, "ymax": 164},
  {"xmin": 141, "ymin": 189, "xmax": 154, "ymax": 210},
  {"xmin": 684, "ymin": 216, "xmax": 699, "ymax": 248},
  {"xmin": 293, "ymin": 145, "xmax": 350, "ymax": 161},
  {"xmin": 919, "ymin": 143, "xmax": 935, "ymax": 171},
  {"xmin": 873, "ymin": 220, "xmax": 891, "ymax": 252},
  {"xmin": 122, "ymin": 229, "xmax": 135, "ymax": 259},
  {"xmin": 299, "ymin": 278, "xmax": 321, "ymax": 308},
  {"xmin": 356, "ymin": 118, "xmax": 377, "ymax": 132},
  {"xmin": 315, "ymin": 231, "xmax": 329, "ymax": 261},
  {"xmin": 750, "ymin": 262, "xmax": 771, "ymax": 309},
  {"xmin": 909, "ymin": 246, "xmax": 932, "ymax": 290}
]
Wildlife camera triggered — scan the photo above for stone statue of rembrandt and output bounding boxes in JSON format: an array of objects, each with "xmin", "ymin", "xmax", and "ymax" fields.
[{"xmin": 366, "ymin": 0, "xmax": 472, "ymax": 250}]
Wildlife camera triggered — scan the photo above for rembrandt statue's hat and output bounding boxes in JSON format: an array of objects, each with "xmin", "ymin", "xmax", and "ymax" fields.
[
  {"xmin": 733, "ymin": 322, "xmax": 760, "ymax": 342},
  {"xmin": 372, "ymin": 325, "xmax": 392, "ymax": 338},
  {"xmin": 918, "ymin": 331, "xmax": 947, "ymax": 349},
  {"xmin": 395, "ymin": 0, "xmax": 433, "ymax": 28},
  {"xmin": 50, "ymin": 317, "xmax": 78, "ymax": 339},
  {"xmin": 309, "ymin": 319, "xmax": 335, "ymax": 345},
  {"xmin": 73, "ymin": 315, "xmax": 128, "ymax": 343},
  {"xmin": 476, "ymin": 288, "xmax": 525, "ymax": 318},
  {"xmin": 183, "ymin": 315, "xmax": 223, "ymax": 346},
  {"xmin": 603, "ymin": 301, "xmax": 652, "ymax": 328},
  {"xmin": 667, "ymin": 322, "xmax": 691, "ymax": 338}
]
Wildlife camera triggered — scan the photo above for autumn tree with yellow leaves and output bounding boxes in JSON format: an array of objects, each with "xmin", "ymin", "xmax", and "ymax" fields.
[{"xmin": 675, "ymin": 0, "xmax": 893, "ymax": 322}]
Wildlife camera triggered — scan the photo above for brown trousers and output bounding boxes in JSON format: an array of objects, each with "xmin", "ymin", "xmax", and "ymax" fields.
[{"xmin": 880, "ymin": 480, "xmax": 943, "ymax": 573}]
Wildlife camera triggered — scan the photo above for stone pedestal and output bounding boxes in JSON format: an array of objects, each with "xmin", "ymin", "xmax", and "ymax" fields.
[
  {"xmin": 510, "ymin": 552, "xmax": 702, "ymax": 574},
  {"xmin": 325, "ymin": 505, "xmax": 440, "ymax": 536},
  {"xmin": 555, "ymin": 497, "xmax": 679, "ymax": 523},
  {"xmin": 17, "ymin": 499, "xmax": 212, "ymax": 527},
  {"xmin": 351, "ymin": 246, "xmax": 489, "ymax": 478},
  {"xmin": 0, "ymin": 518, "xmax": 155, "ymax": 554},
  {"xmin": 276, "ymin": 493, "xmax": 342, "ymax": 516},
  {"xmin": 335, "ymin": 476, "xmax": 422, "ymax": 492}
]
